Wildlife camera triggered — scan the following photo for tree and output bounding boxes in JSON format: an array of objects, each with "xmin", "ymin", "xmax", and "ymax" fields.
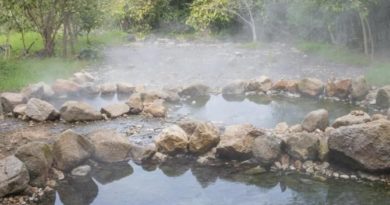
[{"xmin": 78, "ymin": 0, "xmax": 103, "ymax": 45}]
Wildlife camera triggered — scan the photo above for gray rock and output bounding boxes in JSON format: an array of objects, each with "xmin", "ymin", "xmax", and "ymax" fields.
[
  {"xmin": 155, "ymin": 125, "xmax": 189, "ymax": 155},
  {"xmin": 376, "ymin": 85, "xmax": 390, "ymax": 109},
  {"xmin": 72, "ymin": 72, "xmax": 95, "ymax": 84},
  {"xmin": 252, "ymin": 133, "xmax": 282, "ymax": 165},
  {"xmin": 222, "ymin": 80, "xmax": 248, "ymax": 95},
  {"xmin": 285, "ymin": 132, "xmax": 320, "ymax": 161},
  {"xmin": 15, "ymin": 142, "xmax": 53, "ymax": 187},
  {"xmin": 60, "ymin": 101, "xmax": 102, "ymax": 122},
  {"xmin": 129, "ymin": 143, "xmax": 156, "ymax": 163},
  {"xmin": 53, "ymin": 130, "xmax": 94, "ymax": 171},
  {"xmin": 52, "ymin": 79, "xmax": 81, "ymax": 96},
  {"xmin": 71, "ymin": 165, "xmax": 91, "ymax": 177},
  {"xmin": 25, "ymin": 98, "xmax": 59, "ymax": 121},
  {"xmin": 116, "ymin": 83, "xmax": 136, "ymax": 94},
  {"xmin": 297, "ymin": 78, "xmax": 324, "ymax": 97},
  {"xmin": 80, "ymin": 83, "xmax": 100, "ymax": 96},
  {"xmin": 100, "ymin": 83, "xmax": 117, "ymax": 95},
  {"xmin": 88, "ymin": 130, "xmax": 132, "ymax": 163},
  {"xmin": 179, "ymin": 84, "xmax": 210, "ymax": 97},
  {"xmin": 302, "ymin": 109, "xmax": 329, "ymax": 132},
  {"xmin": 332, "ymin": 110, "xmax": 371, "ymax": 128},
  {"xmin": 0, "ymin": 156, "xmax": 30, "ymax": 197},
  {"xmin": 0, "ymin": 92, "xmax": 26, "ymax": 113},
  {"xmin": 127, "ymin": 93, "xmax": 144, "ymax": 114},
  {"xmin": 246, "ymin": 76, "xmax": 273, "ymax": 92},
  {"xmin": 13, "ymin": 104, "xmax": 27, "ymax": 116},
  {"xmin": 101, "ymin": 103, "xmax": 130, "ymax": 118},
  {"xmin": 351, "ymin": 76, "xmax": 369, "ymax": 101},
  {"xmin": 143, "ymin": 99, "xmax": 166, "ymax": 118}
]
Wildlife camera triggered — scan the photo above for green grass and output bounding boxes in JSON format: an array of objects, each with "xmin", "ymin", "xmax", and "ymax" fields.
[
  {"xmin": 296, "ymin": 41, "xmax": 371, "ymax": 66},
  {"xmin": 366, "ymin": 63, "xmax": 390, "ymax": 86}
]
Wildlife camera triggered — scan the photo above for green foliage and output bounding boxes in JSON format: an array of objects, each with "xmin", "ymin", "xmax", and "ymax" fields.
[{"xmin": 366, "ymin": 63, "xmax": 390, "ymax": 86}]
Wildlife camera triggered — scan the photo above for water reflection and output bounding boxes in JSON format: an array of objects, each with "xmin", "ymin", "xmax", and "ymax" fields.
[{"xmin": 53, "ymin": 161, "xmax": 390, "ymax": 205}]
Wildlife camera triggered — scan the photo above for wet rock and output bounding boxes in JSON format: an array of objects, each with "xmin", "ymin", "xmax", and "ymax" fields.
[
  {"xmin": 72, "ymin": 72, "xmax": 95, "ymax": 84},
  {"xmin": 179, "ymin": 84, "xmax": 210, "ymax": 97},
  {"xmin": 13, "ymin": 104, "xmax": 27, "ymax": 117},
  {"xmin": 0, "ymin": 92, "xmax": 26, "ymax": 113},
  {"xmin": 100, "ymin": 103, "xmax": 130, "ymax": 118},
  {"xmin": 332, "ymin": 110, "xmax": 371, "ymax": 128},
  {"xmin": 51, "ymin": 79, "xmax": 81, "ymax": 96},
  {"xmin": 127, "ymin": 93, "xmax": 144, "ymax": 114},
  {"xmin": 376, "ymin": 85, "xmax": 390, "ymax": 109},
  {"xmin": 247, "ymin": 76, "xmax": 273, "ymax": 92},
  {"xmin": 53, "ymin": 130, "xmax": 94, "ymax": 171},
  {"xmin": 297, "ymin": 78, "xmax": 324, "ymax": 97},
  {"xmin": 351, "ymin": 76, "xmax": 369, "ymax": 101},
  {"xmin": 328, "ymin": 120, "xmax": 390, "ymax": 172},
  {"xmin": 285, "ymin": 132, "xmax": 320, "ymax": 161},
  {"xmin": 143, "ymin": 99, "xmax": 167, "ymax": 118},
  {"xmin": 129, "ymin": 143, "xmax": 156, "ymax": 163},
  {"xmin": 25, "ymin": 98, "xmax": 59, "ymax": 121},
  {"xmin": 116, "ymin": 83, "xmax": 136, "ymax": 94},
  {"xmin": 325, "ymin": 79, "xmax": 351, "ymax": 99},
  {"xmin": 222, "ymin": 80, "xmax": 248, "ymax": 95},
  {"xmin": 179, "ymin": 120, "xmax": 220, "ymax": 155},
  {"xmin": 216, "ymin": 124, "xmax": 259, "ymax": 160},
  {"xmin": 155, "ymin": 125, "xmax": 189, "ymax": 155},
  {"xmin": 272, "ymin": 79, "xmax": 298, "ymax": 93},
  {"xmin": 60, "ymin": 101, "xmax": 103, "ymax": 122},
  {"xmin": 71, "ymin": 165, "xmax": 91, "ymax": 177},
  {"xmin": 302, "ymin": 109, "xmax": 329, "ymax": 132},
  {"xmin": 0, "ymin": 156, "xmax": 30, "ymax": 197},
  {"xmin": 100, "ymin": 83, "xmax": 117, "ymax": 95},
  {"xmin": 252, "ymin": 133, "xmax": 282, "ymax": 166},
  {"xmin": 15, "ymin": 142, "xmax": 53, "ymax": 187},
  {"xmin": 88, "ymin": 130, "xmax": 132, "ymax": 163}
]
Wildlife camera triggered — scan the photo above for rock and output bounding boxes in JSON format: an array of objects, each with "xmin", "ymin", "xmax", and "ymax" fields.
[
  {"xmin": 179, "ymin": 84, "xmax": 210, "ymax": 97},
  {"xmin": 141, "ymin": 90, "xmax": 167, "ymax": 105},
  {"xmin": 15, "ymin": 142, "xmax": 53, "ymax": 187},
  {"xmin": 60, "ymin": 101, "xmax": 102, "ymax": 122},
  {"xmin": 155, "ymin": 125, "xmax": 189, "ymax": 155},
  {"xmin": 80, "ymin": 83, "xmax": 100, "ymax": 96},
  {"xmin": 351, "ymin": 76, "xmax": 369, "ymax": 101},
  {"xmin": 328, "ymin": 120, "xmax": 390, "ymax": 172},
  {"xmin": 325, "ymin": 79, "xmax": 351, "ymax": 99},
  {"xmin": 272, "ymin": 79, "xmax": 298, "ymax": 93},
  {"xmin": 0, "ymin": 156, "xmax": 30, "ymax": 197},
  {"xmin": 52, "ymin": 79, "xmax": 81, "ymax": 96},
  {"xmin": 372, "ymin": 114, "xmax": 387, "ymax": 121},
  {"xmin": 25, "ymin": 98, "xmax": 59, "ymax": 121},
  {"xmin": 71, "ymin": 165, "xmax": 91, "ymax": 177},
  {"xmin": 376, "ymin": 85, "xmax": 390, "ymax": 109},
  {"xmin": 100, "ymin": 103, "xmax": 130, "ymax": 118},
  {"xmin": 100, "ymin": 83, "xmax": 117, "ymax": 95},
  {"xmin": 297, "ymin": 78, "xmax": 324, "ymax": 97},
  {"xmin": 88, "ymin": 130, "xmax": 132, "ymax": 163},
  {"xmin": 129, "ymin": 143, "xmax": 156, "ymax": 163},
  {"xmin": 318, "ymin": 133, "xmax": 329, "ymax": 161},
  {"xmin": 13, "ymin": 104, "xmax": 27, "ymax": 116},
  {"xmin": 0, "ymin": 92, "xmax": 26, "ymax": 113},
  {"xmin": 388, "ymin": 109, "xmax": 390, "ymax": 120},
  {"xmin": 274, "ymin": 122, "xmax": 289, "ymax": 134},
  {"xmin": 53, "ymin": 130, "xmax": 94, "ymax": 171},
  {"xmin": 285, "ymin": 132, "xmax": 320, "ymax": 161},
  {"xmin": 116, "ymin": 83, "xmax": 136, "ymax": 94},
  {"xmin": 179, "ymin": 120, "xmax": 220, "ymax": 155},
  {"xmin": 222, "ymin": 80, "xmax": 248, "ymax": 95},
  {"xmin": 332, "ymin": 110, "xmax": 371, "ymax": 128},
  {"xmin": 252, "ymin": 133, "xmax": 282, "ymax": 165},
  {"xmin": 72, "ymin": 72, "xmax": 95, "ymax": 84},
  {"xmin": 289, "ymin": 124, "xmax": 303, "ymax": 133},
  {"xmin": 216, "ymin": 124, "xmax": 260, "ymax": 160},
  {"xmin": 143, "ymin": 99, "xmax": 166, "ymax": 118},
  {"xmin": 21, "ymin": 82, "xmax": 48, "ymax": 100},
  {"xmin": 127, "ymin": 93, "xmax": 144, "ymax": 114},
  {"xmin": 302, "ymin": 109, "xmax": 329, "ymax": 132},
  {"xmin": 247, "ymin": 76, "xmax": 273, "ymax": 92}
]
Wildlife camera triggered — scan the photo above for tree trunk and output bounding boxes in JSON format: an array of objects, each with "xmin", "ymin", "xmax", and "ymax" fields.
[
  {"xmin": 365, "ymin": 17, "xmax": 374, "ymax": 59},
  {"xmin": 359, "ymin": 12, "xmax": 369, "ymax": 55},
  {"xmin": 68, "ymin": 15, "xmax": 75, "ymax": 55},
  {"xmin": 251, "ymin": 23, "xmax": 257, "ymax": 42},
  {"xmin": 63, "ymin": 14, "xmax": 68, "ymax": 58},
  {"xmin": 87, "ymin": 31, "xmax": 91, "ymax": 45}
]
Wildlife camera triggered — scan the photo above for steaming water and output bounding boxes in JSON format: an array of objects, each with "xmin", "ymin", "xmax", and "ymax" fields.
[{"xmin": 51, "ymin": 162, "xmax": 390, "ymax": 205}]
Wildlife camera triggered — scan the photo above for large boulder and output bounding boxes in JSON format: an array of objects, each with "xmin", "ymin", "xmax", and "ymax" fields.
[
  {"xmin": 52, "ymin": 79, "xmax": 81, "ymax": 96},
  {"xmin": 13, "ymin": 104, "xmax": 27, "ymax": 117},
  {"xmin": 179, "ymin": 120, "xmax": 220, "ymax": 155},
  {"xmin": 88, "ymin": 130, "xmax": 132, "ymax": 163},
  {"xmin": 328, "ymin": 120, "xmax": 390, "ymax": 172},
  {"xmin": 100, "ymin": 83, "xmax": 117, "ymax": 95},
  {"xmin": 21, "ymin": 82, "xmax": 54, "ymax": 100},
  {"xmin": 60, "ymin": 101, "xmax": 103, "ymax": 122},
  {"xmin": 302, "ymin": 109, "xmax": 329, "ymax": 132},
  {"xmin": 141, "ymin": 90, "xmax": 167, "ymax": 105},
  {"xmin": 101, "ymin": 103, "xmax": 130, "ymax": 118},
  {"xmin": 15, "ymin": 142, "xmax": 53, "ymax": 187},
  {"xmin": 332, "ymin": 110, "xmax": 371, "ymax": 128},
  {"xmin": 0, "ymin": 92, "xmax": 26, "ymax": 113},
  {"xmin": 271, "ymin": 79, "xmax": 298, "ymax": 93},
  {"xmin": 25, "ymin": 98, "xmax": 59, "ymax": 121},
  {"xmin": 53, "ymin": 130, "xmax": 94, "ymax": 171},
  {"xmin": 284, "ymin": 132, "xmax": 320, "ymax": 161},
  {"xmin": 80, "ymin": 83, "xmax": 100, "ymax": 96},
  {"xmin": 129, "ymin": 143, "xmax": 156, "ymax": 163},
  {"xmin": 351, "ymin": 76, "xmax": 369, "ymax": 101},
  {"xmin": 325, "ymin": 79, "xmax": 352, "ymax": 99},
  {"xmin": 376, "ymin": 85, "xmax": 390, "ymax": 109},
  {"xmin": 143, "ymin": 99, "xmax": 167, "ymax": 118},
  {"xmin": 297, "ymin": 78, "xmax": 324, "ymax": 97},
  {"xmin": 247, "ymin": 76, "xmax": 273, "ymax": 92},
  {"xmin": 155, "ymin": 125, "xmax": 189, "ymax": 155},
  {"xmin": 0, "ymin": 156, "xmax": 30, "ymax": 198},
  {"xmin": 72, "ymin": 72, "xmax": 95, "ymax": 84},
  {"xmin": 222, "ymin": 80, "xmax": 248, "ymax": 95},
  {"xmin": 179, "ymin": 84, "xmax": 210, "ymax": 97},
  {"xmin": 116, "ymin": 83, "xmax": 136, "ymax": 95},
  {"xmin": 252, "ymin": 133, "xmax": 282, "ymax": 165},
  {"xmin": 216, "ymin": 124, "xmax": 260, "ymax": 160},
  {"xmin": 127, "ymin": 93, "xmax": 144, "ymax": 114}
]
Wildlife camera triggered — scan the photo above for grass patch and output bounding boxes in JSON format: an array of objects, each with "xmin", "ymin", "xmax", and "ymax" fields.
[
  {"xmin": 0, "ymin": 58, "xmax": 87, "ymax": 92},
  {"xmin": 366, "ymin": 63, "xmax": 390, "ymax": 86},
  {"xmin": 296, "ymin": 41, "xmax": 370, "ymax": 66}
]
